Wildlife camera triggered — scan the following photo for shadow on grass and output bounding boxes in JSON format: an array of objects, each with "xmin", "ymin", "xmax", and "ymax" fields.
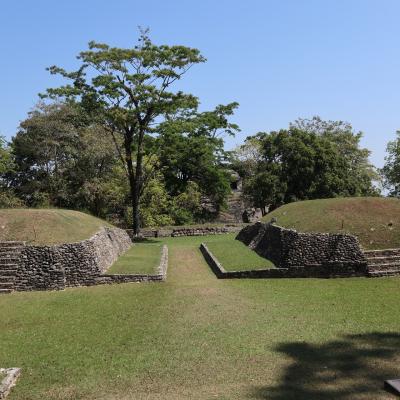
[{"xmin": 249, "ymin": 333, "xmax": 400, "ymax": 399}]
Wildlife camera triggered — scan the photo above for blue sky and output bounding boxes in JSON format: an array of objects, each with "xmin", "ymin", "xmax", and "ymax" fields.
[{"xmin": 1, "ymin": 0, "xmax": 399, "ymax": 167}]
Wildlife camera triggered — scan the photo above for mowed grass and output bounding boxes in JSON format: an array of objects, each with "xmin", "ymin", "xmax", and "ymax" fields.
[
  {"xmin": 1, "ymin": 235, "xmax": 400, "ymax": 399},
  {"xmin": 205, "ymin": 234, "xmax": 275, "ymax": 270},
  {"xmin": 263, "ymin": 197, "xmax": 400, "ymax": 249},
  {"xmin": 106, "ymin": 243, "xmax": 162, "ymax": 274},
  {"xmin": 0, "ymin": 209, "xmax": 112, "ymax": 245}
]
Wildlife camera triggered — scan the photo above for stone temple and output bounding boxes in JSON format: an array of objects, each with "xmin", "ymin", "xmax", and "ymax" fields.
[{"xmin": 217, "ymin": 170, "xmax": 263, "ymax": 223}]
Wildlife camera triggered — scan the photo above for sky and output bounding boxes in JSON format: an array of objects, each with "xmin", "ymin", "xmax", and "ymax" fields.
[{"xmin": 1, "ymin": 0, "xmax": 399, "ymax": 168}]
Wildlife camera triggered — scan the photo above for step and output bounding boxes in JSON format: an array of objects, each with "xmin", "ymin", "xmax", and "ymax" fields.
[
  {"xmin": 0, "ymin": 282, "xmax": 14, "ymax": 289},
  {"xmin": 0, "ymin": 260, "xmax": 18, "ymax": 270},
  {"xmin": 366, "ymin": 256, "xmax": 400, "ymax": 264},
  {"xmin": 367, "ymin": 270, "xmax": 400, "ymax": 278},
  {"xmin": 368, "ymin": 262, "xmax": 400, "ymax": 270},
  {"xmin": 0, "ymin": 270, "xmax": 17, "ymax": 276},
  {"xmin": 364, "ymin": 249, "xmax": 400, "ymax": 258},
  {"xmin": 0, "ymin": 241, "xmax": 25, "ymax": 247},
  {"xmin": 0, "ymin": 276, "xmax": 14, "ymax": 282},
  {"xmin": 0, "ymin": 259, "xmax": 19, "ymax": 265},
  {"xmin": 0, "ymin": 251, "xmax": 20, "ymax": 256},
  {"xmin": 0, "ymin": 289, "xmax": 12, "ymax": 294},
  {"xmin": 0, "ymin": 247, "xmax": 23, "ymax": 253}
]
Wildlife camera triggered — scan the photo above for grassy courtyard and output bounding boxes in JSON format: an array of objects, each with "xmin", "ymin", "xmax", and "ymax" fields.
[
  {"xmin": 1, "ymin": 234, "xmax": 400, "ymax": 399},
  {"xmin": 106, "ymin": 243, "xmax": 163, "ymax": 275},
  {"xmin": 204, "ymin": 234, "xmax": 275, "ymax": 270}
]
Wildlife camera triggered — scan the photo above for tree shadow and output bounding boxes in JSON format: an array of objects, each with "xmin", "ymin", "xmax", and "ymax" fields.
[{"xmin": 249, "ymin": 332, "xmax": 400, "ymax": 399}]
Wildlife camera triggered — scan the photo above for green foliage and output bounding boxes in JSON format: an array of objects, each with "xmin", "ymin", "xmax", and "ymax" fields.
[
  {"xmin": 0, "ymin": 136, "xmax": 14, "ymax": 176},
  {"xmin": 138, "ymin": 175, "xmax": 174, "ymax": 228},
  {"xmin": 0, "ymin": 136, "xmax": 23, "ymax": 209},
  {"xmin": 10, "ymin": 103, "xmax": 123, "ymax": 214},
  {"xmin": 291, "ymin": 116, "xmax": 379, "ymax": 194},
  {"xmin": 170, "ymin": 181, "xmax": 202, "ymax": 225},
  {"xmin": 42, "ymin": 30, "xmax": 221, "ymax": 234},
  {"xmin": 237, "ymin": 117, "xmax": 379, "ymax": 209},
  {"xmin": 382, "ymin": 131, "xmax": 400, "ymax": 196},
  {"xmin": 0, "ymin": 191, "xmax": 25, "ymax": 208},
  {"xmin": 158, "ymin": 104, "xmax": 239, "ymax": 211}
]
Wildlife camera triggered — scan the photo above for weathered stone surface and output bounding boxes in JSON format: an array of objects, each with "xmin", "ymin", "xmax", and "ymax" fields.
[
  {"xmin": 12, "ymin": 227, "xmax": 132, "ymax": 291},
  {"xmin": 126, "ymin": 225, "xmax": 245, "ymax": 239},
  {"xmin": 200, "ymin": 243, "xmax": 367, "ymax": 279},
  {"xmin": 236, "ymin": 222, "xmax": 367, "ymax": 268},
  {"xmin": 0, "ymin": 368, "xmax": 21, "ymax": 399}
]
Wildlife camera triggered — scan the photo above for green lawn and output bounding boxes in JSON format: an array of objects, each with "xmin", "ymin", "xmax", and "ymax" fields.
[
  {"xmin": 205, "ymin": 234, "xmax": 275, "ymax": 270},
  {"xmin": 1, "ymin": 234, "xmax": 400, "ymax": 399},
  {"xmin": 106, "ymin": 243, "xmax": 162, "ymax": 274}
]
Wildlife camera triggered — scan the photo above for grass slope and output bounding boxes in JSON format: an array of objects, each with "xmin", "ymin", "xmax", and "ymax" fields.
[
  {"xmin": 0, "ymin": 209, "xmax": 112, "ymax": 245},
  {"xmin": 205, "ymin": 234, "xmax": 275, "ymax": 270},
  {"xmin": 1, "ymin": 235, "xmax": 400, "ymax": 399},
  {"xmin": 262, "ymin": 197, "xmax": 400, "ymax": 250},
  {"xmin": 107, "ymin": 243, "xmax": 162, "ymax": 275}
]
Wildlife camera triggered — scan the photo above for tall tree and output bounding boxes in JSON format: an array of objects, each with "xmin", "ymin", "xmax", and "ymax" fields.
[
  {"xmin": 0, "ymin": 136, "xmax": 13, "ymax": 176},
  {"xmin": 238, "ymin": 121, "xmax": 379, "ymax": 210},
  {"xmin": 382, "ymin": 131, "xmax": 400, "ymax": 197},
  {"xmin": 0, "ymin": 136, "xmax": 23, "ymax": 208},
  {"xmin": 43, "ymin": 30, "xmax": 209, "ymax": 235},
  {"xmin": 11, "ymin": 102, "xmax": 123, "ymax": 215},
  {"xmin": 291, "ymin": 116, "xmax": 378, "ymax": 192},
  {"xmin": 11, "ymin": 103, "xmax": 82, "ymax": 206},
  {"xmin": 157, "ymin": 103, "xmax": 239, "ymax": 209}
]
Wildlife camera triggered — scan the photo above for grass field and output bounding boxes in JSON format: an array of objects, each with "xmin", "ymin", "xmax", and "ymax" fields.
[
  {"xmin": 106, "ymin": 243, "xmax": 162, "ymax": 274},
  {"xmin": 263, "ymin": 197, "xmax": 400, "ymax": 250},
  {"xmin": 1, "ymin": 234, "xmax": 400, "ymax": 399},
  {"xmin": 0, "ymin": 209, "xmax": 112, "ymax": 245},
  {"xmin": 205, "ymin": 234, "xmax": 275, "ymax": 270}
]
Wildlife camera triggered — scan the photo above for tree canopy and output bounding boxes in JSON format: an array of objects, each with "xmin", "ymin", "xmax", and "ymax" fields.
[
  {"xmin": 382, "ymin": 131, "xmax": 400, "ymax": 197},
  {"xmin": 41, "ymin": 30, "xmax": 238, "ymax": 233},
  {"xmin": 234, "ymin": 117, "xmax": 378, "ymax": 212}
]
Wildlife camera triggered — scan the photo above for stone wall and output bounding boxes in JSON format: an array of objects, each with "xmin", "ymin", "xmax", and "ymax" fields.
[
  {"xmin": 14, "ymin": 227, "xmax": 132, "ymax": 291},
  {"xmin": 200, "ymin": 243, "xmax": 367, "ymax": 279},
  {"xmin": 126, "ymin": 224, "xmax": 245, "ymax": 239},
  {"xmin": 236, "ymin": 222, "xmax": 366, "ymax": 268}
]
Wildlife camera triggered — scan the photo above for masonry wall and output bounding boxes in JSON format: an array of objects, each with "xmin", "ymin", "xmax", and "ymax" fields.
[
  {"xmin": 126, "ymin": 224, "xmax": 245, "ymax": 239},
  {"xmin": 200, "ymin": 243, "xmax": 367, "ymax": 279},
  {"xmin": 14, "ymin": 227, "xmax": 132, "ymax": 291},
  {"xmin": 236, "ymin": 222, "xmax": 367, "ymax": 268}
]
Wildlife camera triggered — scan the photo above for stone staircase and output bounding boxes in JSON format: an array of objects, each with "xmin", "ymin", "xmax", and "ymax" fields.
[
  {"xmin": 0, "ymin": 242, "xmax": 24, "ymax": 294},
  {"xmin": 364, "ymin": 248, "xmax": 400, "ymax": 278},
  {"xmin": 217, "ymin": 191, "xmax": 245, "ymax": 223}
]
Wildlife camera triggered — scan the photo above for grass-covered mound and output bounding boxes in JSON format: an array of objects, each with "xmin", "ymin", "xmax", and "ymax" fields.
[
  {"xmin": 205, "ymin": 234, "xmax": 275, "ymax": 270},
  {"xmin": 0, "ymin": 209, "xmax": 112, "ymax": 245},
  {"xmin": 262, "ymin": 197, "xmax": 400, "ymax": 250}
]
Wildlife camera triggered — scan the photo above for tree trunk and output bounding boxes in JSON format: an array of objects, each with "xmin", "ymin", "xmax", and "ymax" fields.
[
  {"xmin": 123, "ymin": 130, "xmax": 140, "ymax": 235},
  {"xmin": 132, "ymin": 130, "xmax": 145, "ymax": 235}
]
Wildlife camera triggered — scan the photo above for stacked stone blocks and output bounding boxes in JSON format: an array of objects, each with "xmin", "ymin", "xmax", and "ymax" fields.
[{"xmin": 1, "ymin": 227, "xmax": 132, "ymax": 292}]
